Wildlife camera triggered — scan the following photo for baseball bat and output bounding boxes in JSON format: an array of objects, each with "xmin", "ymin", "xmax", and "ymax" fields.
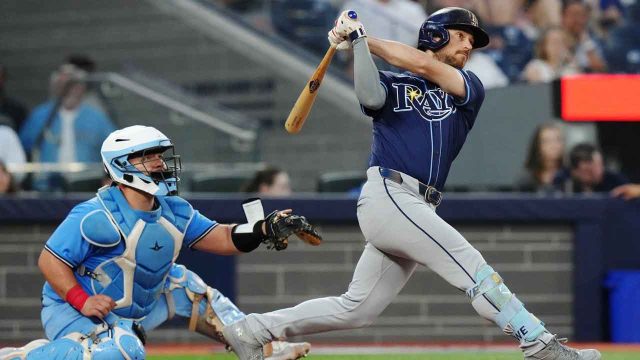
[{"xmin": 284, "ymin": 44, "xmax": 337, "ymax": 134}]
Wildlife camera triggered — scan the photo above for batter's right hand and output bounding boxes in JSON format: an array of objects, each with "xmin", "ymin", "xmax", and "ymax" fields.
[
  {"xmin": 328, "ymin": 28, "xmax": 350, "ymax": 50},
  {"xmin": 81, "ymin": 294, "xmax": 116, "ymax": 319}
]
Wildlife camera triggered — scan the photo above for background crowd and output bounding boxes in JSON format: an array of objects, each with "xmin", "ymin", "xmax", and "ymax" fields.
[{"xmin": 1, "ymin": 0, "xmax": 639, "ymax": 198}]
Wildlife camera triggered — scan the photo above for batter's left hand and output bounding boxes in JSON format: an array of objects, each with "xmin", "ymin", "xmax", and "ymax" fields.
[{"xmin": 328, "ymin": 10, "xmax": 366, "ymax": 50}]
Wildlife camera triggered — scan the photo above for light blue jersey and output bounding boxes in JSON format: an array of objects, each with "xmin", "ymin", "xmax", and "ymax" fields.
[{"xmin": 42, "ymin": 186, "xmax": 217, "ymax": 317}]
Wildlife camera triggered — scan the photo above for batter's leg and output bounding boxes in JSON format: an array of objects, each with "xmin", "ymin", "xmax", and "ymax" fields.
[
  {"xmin": 243, "ymin": 242, "xmax": 417, "ymax": 344},
  {"xmin": 366, "ymin": 179, "xmax": 553, "ymax": 356}
]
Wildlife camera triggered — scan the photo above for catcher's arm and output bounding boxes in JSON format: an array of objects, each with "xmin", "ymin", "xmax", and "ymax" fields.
[
  {"xmin": 193, "ymin": 199, "xmax": 322, "ymax": 254},
  {"xmin": 262, "ymin": 210, "xmax": 323, "ymax": 251}
]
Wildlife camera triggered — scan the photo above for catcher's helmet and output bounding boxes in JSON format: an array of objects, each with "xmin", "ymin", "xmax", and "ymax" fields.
[
  {"xmin": 101, "ymin": 125, "xmax": 181, "ymax": 196},
  {"xmin": 418, "ymin": 7, "xmax": 489, "ymax": 51}
]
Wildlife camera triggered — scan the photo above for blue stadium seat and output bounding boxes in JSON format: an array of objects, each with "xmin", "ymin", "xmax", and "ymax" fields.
[
  {"xmin": 485, "ymin": 26, "xmax": 533, "ymax": 82},
  {"xmin": 270, "ymin": 0, "xmax": 337, "ymax": 55},
  {"xmin": 604, "ymin": 25, "xmax": 640, "ymax": 73},
  {"xmin": 317, "ymin": 171, "xmax": 366, "ymax": 193},
  {"xmin": 189, "ymin": 172, "xmax": 253, "ymax": 193}
]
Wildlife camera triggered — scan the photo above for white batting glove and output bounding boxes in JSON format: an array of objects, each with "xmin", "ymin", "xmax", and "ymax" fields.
[
  {"xmin": 327, "ymin": 28, "xmax": 350, "ymax": 50},
  {"xmin": 327, "ymin": 10, "xmax": 366, "ymax": 50},
  {"xmin": 335, "ymin": 10, "xmax": 366, "ymax": 40}
]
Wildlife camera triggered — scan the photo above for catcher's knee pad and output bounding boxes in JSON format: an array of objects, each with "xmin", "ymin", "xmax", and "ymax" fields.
[
  {"xmin": 165, "ymin": 264, "xmax": 245, "ymax": 345},
  {"xmin": 0, "ymin": 339, "xmax": 49, "ymax": 360},
  {"xmin": 468, "ymin": 264, "xmax": 546, "ymax": 342},
  {"xmin": 17, "ymin": 321, "xmax": 144, "ymax": 360}
]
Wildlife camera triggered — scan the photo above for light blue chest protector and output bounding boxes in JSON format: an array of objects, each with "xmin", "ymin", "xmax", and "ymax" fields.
[{"xmin": 84, "ymin": 187, "xmax": 193, "ymax": 320}]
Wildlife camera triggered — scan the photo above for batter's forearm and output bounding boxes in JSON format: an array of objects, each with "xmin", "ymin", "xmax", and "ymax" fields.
[
  {"xmin": 366, "ymin": 37, "xmax": 466, "ymax": 98},
  {"xmin": 38, "ymin": 249, "xmax": 79, "ymax": 299},
  {"xmin": 367, "ymin": 37, "xmax": 434, "ymax": 74},
  {"xmin": 353, "ymin": 38, "xmax": 386, "ymax": 110}
]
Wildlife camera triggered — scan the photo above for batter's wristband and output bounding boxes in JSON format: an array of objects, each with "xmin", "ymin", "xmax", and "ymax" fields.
[
  {"xmin": 349, "ymin": 28, "xmax": 367, "ymax": 42},
  {"xmin": 66, "ymin": 284, "xmax": 89, "ymax": 312}
]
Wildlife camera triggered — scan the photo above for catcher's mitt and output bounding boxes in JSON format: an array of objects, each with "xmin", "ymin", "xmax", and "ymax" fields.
[{"xmin": 263, "ymin": 210, "xmax": 322, "ymax": 251}]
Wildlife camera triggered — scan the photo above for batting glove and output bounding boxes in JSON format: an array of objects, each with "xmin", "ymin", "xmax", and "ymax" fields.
[
  {"xmin": 328, "ymin": 28, "xmax": 350, "ymax": 50},
  {"xmin": 328, "ymin": 10, "xmax": 366, "ymax": 50}
]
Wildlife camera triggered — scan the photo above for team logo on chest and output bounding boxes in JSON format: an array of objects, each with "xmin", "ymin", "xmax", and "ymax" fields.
[{"xmin": 392, "ymin": 83, "xmax": 455, "ymax": 121}]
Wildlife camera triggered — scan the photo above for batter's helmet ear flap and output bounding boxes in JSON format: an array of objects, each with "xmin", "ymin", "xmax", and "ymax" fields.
[
  {"xmin": 418, "ymin": 7, "xmax": 490, "ymax": 50},
  {"xmin": 418, "ymin": 22, "xmax": 450, "ymax": 51}
]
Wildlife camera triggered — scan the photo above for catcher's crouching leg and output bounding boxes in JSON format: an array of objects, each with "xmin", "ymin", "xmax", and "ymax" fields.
[
  {"xmin": 164, "ymin": 264, "xmax": 243, "ymax": 346},
  {"xmin": 0, "ymin": 321, "xmax": 144, "ymax": 360},
  {"xmin": 165, "ymin": 264, "xmax": 310, "ymax": 359}
]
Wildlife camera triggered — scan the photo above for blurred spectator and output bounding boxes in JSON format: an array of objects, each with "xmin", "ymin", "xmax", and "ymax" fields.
[
  {"xmin": 602, "ymin": 1, "xmax": 640, "ymax": 73},
  {"xmin": 270, "ymin": 0, "xmax": 338, "ymax": 55},
  {"xmin": 243, "ymin": 166, "xmax": 292, "ymax": 196},
  {"xmin": 611, "ymin": 183, "xmax": 640, "ymax": 200},
  {"xmin": 0, "ymin": 124, "xmax": 26, "ymax": 184},
  {"xmin": 561, "ymin": 0, "xmax": 607, "ymax": 72},
  {"xmin": 464, "ymin": 52, "xmax": 509, "ymax": 88},
  {"xmin": 0, "ymin": 64, "xmax": 28, "ymax": 132},
  {"xmin": 582, "ymin": 0, "xmax": 625, "ymax": 38},
  {"xmin": 487, "ymin": 26, "xmax": 534, "ymax": 81},
  {"xmin": 426, "ymin": 0, "xmax": 473, "ymax": 14},
  {"xmin": 64, "ymin": 54, "xmax": 115, "ymax": 120},
  {"xmin": 0, "ymin": 161, "xmax": 18, "ymax": 194},
  {"xmin": 340, "ymin": 0, "xmax": 427, "ymax": 46},
  {"xmin": 472, "ymin": 0, "xmax": 525, "ymax": 26},
  {"xmin": 519, "ymin": 0, "xmax": 563, "ymax": 39},
  {"xmin": 553, "ymin": 143, "xmax": 628, "ymax": 193},
  {"xmin": 19, "ymin": 64, "xmax": 116, "ymax": 191},
  {"xmin": 517, "ymin": 122, "xmax": 566, "ymax": 192},
  {"xmin": 521, "ymin": 26, "xmax": 580, "ymax": 82}
]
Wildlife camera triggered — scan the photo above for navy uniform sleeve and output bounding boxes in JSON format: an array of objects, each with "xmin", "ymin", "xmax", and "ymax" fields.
[
  {"xmin": 452, "ymin": 69, "xmax": 485, "ymax": 128},
  {"xmin": 361, "ymin": 71, "xmax": 393, "ymax": 118},
  {"xmin": 184, "ymin": 210, "xmax": 218, "ymax": 249},
  {"xmin": 44, "ymin": 202, "xmax": 97, "ymax": 268}
]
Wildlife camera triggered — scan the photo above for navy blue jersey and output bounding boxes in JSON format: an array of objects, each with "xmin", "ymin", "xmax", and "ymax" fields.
[{"xmin": 363, "ymin": 69, "xmax": 484, "ymax": 190}]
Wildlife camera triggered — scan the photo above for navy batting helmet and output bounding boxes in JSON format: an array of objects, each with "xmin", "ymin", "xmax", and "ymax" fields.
[{"xmin": 418, "ymin": 7, "xmax": 489, "ymax": 51}]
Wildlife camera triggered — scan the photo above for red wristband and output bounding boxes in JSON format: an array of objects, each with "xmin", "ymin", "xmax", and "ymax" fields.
[{"xmin": 66, "ymin": 284, "xmax": 89, "ymax": 312}]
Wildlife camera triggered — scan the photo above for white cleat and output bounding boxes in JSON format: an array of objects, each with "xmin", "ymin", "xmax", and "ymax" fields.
[
  {"xmin": 525, "ymin": 335, "xmax": 601, "ymax": 360},
  {"xmin": 222, "ymin": 319, "xmax": 264, "ymax": 360},
  {"xmin": 265, "ymin": 341, "xmax": 311, "ymax": 360}
]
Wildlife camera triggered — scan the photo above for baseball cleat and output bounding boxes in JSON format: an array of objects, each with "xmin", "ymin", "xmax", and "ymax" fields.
[
  {"xmin": 525, "ymin": 335, "xmax": 601, "ymax": 360},
  {"xmin": 265, "ymin": 341, "xmax": 310, "ymax": 360},
  {"xmin": 222, "ymin": 319, "xmax": 264, "ymax": 360}
]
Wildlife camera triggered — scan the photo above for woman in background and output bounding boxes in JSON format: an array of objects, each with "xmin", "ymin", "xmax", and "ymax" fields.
[
  {"xmin": 244, "ymin": 166, "xmax": 292, "ymax": 197},
  {"xmin": 522, "ymin": 26, "xmax": 579, "ymax": 83},
  {"xmin": 517, "ymin": 122, "xmax": 566, "ymax": 192}
]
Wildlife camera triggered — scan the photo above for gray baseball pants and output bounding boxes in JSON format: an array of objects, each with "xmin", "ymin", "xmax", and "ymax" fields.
[{"xmin": 245, "ymin": 166, "xmax": 514, "ymax": 343}]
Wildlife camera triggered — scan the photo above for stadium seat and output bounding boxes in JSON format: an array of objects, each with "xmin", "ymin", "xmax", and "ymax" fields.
[
  {"xmin": 317, "ymin": 171, "xmax": 367, "ymax": 193},
  {"xmin": 270, "ymin": 0, "xmax": 337, "ymax": 55},
  {"xmin": 485, "ymin": 25, "xmax": 533, "ymax": 82},
  {"xmin": 64, "ymin": 172, "xmax": 105, "ymax": 193},
  {"xmin": 604, "ymin": 25, "xmax": 640, "ymax": 73},
  {"xmin": 189, "ymin": 172, "xmax": 253, "ymax": 193}
]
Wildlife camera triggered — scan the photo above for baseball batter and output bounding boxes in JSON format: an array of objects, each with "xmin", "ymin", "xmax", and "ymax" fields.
[{"xmin": 223, "ymin": 8, "xmax": 600, "ymax": 360}]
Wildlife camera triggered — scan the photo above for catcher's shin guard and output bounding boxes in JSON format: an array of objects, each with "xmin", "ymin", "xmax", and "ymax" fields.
[
  {"xmin": 165, "ymin": 264, "xmax": 245, "ymax": 346},
  {"xmin": 187, "ymin": 288, "xmax": 231, "ymax": 344}
]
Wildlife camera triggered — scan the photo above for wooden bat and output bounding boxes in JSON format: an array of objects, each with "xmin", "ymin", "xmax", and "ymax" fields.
[{"xmin": 284, "ymin": 44, "xmax": 337, "ymax": 134}]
